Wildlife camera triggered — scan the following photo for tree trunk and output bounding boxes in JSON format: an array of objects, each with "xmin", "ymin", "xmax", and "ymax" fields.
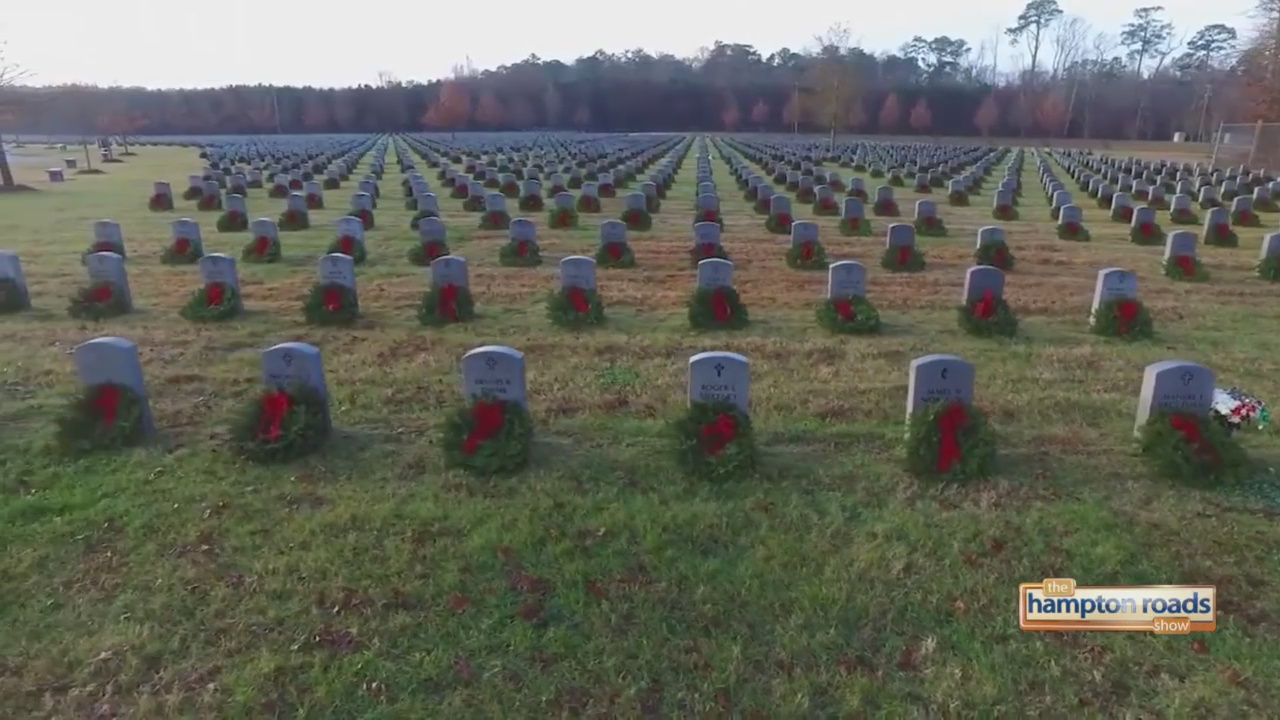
[
  {"xmin": 0, "ymin": 133, "xmax": 15, "ymax": 187},
  {"xmin": 82, "ymin": 142, "xmax": 94, "ymax": 170},
  {"xmin": 121, "ymin": 136, "xmax": 131, "ymax": 154}
]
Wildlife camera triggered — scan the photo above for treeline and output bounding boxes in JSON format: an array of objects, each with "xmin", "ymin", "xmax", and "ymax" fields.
[{"xmin": 3, "ymin": 0, "xmax": 1278, "ymax": 141}]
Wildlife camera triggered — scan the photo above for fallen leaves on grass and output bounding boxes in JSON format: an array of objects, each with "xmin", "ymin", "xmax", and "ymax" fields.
[
  {"xmin": 448, "ymin": 592, "xmax": 471, "ymax": 613},
  {"xmin": 1192, "ymin": 639, "xmax": 1210, "ymax": 655}
]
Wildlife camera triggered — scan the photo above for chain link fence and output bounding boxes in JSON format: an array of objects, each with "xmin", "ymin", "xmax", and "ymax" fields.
[{"xmin": 1210, "ymin": 122, "xmax": 1280, "ymax": 171}]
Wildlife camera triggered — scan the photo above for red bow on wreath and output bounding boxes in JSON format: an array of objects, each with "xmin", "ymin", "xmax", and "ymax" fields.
[
  {"xmin": 699, "ymin": 413, "xmax": 738, "ymax": 456},
  {"xmin": 606, "ymin": 243, "xmax": 624, "ymax": 260},
  {"xmin": 833, "ymin": 299, "xmax": 856, "ymax": 321},
  {"xmin": 896, "ymin": 246, "xmax": 912, "ymax": 267},
  {"xmin": 1175, "ymin": 255, "xmax": 1196, "ymax": 277},
  {"xmin": 1064, "ymin": 221, "xmax": 1079, "ymax": 233},
  {"xmin": 776, "ymin": 213, "xmax": 792, "ymax": 226},
  {"xmin": 92, "ymin": 241, "xmax": 116, "ymax": 253},
  {"xmin": 338, "ymin": 236, "xmax": 356, "ymax": 255},
  {"xmin": 923, "ymin": 216, "xmax": 937, "ymax": 228},
  {"xmin": 1139, "ymin": 222, "xmax": 1154, "ymax": 236},
  {"xmin": 257, "ymin": 390, "xmax": 292, "ymax": 442},
  {"xmin": 205, "ymin": 283, "xmax": 225, "ymax": 307},
  {"xmin": 254, "ymin": 236, "xmax": 271, "ymax": 255},
  {"xmin": 972, "ymin": 289, "xmax": 996, "ymax": 320},
  {"xmin": 1215, "ymin": 224, "xmax": 1232, "ymax": 240},
  {"xmin": 438, "ymin": 283, "xmax": 459, "ymax": 320},
  {"xmin": 710, "ymin": 287, "xmax": 732, "ymax": 323},
  {"xmin": 322, "ymin": 286, "xmax": 344, "ymax": 313},
  {"xmin": 90, "ymin": 284, "xmax": 114, "ymax": 303},
  {"xmin": 698, "ymin": 242, "xmax": 717, "ymax": 258},
  {"xmin": 174, "ymin": 237, "xmax": 191, "ymax": 254},
  {"xmin": 701, "ymin": 210, "xmax": 717, "ymax": 222},
  {"xmin": 846, "ymin": 217, "xmax": 860, "ymax": 228},
  {"xmin": 515, "ymin": 240, "xmax": 529, "ymax": 257},
  {"xmin": 936, "ymin": 402, "xmax": 968, "ymax": 473},
  {"xmin": 1239, "ymin": 210, "xmax": 1253, "ymax": 223},
  {"xmin": 992, "ymin": 248, "xmax": 1008, "ymax": 266},
  {"xmin": 462, "ymin": 400, "xmax": 506, "ymax": 455},
  {"xmin": 1169, "ymin": 413, "xmax": 1218, "ymax": 462},
  {"xmin": 92, "ymin": 384, "xmax": 122, "ymax": 428},
  {"xmin": 566, "ymin": 286, "xmax": 589, "ymax": 314},
  {"xmin": 1115, "ymin": 299, "xmax": 1139, "ymax": 334},
  {"xmin": 799, "ymin": 242, "xmax": 815, "ymax": 261}
]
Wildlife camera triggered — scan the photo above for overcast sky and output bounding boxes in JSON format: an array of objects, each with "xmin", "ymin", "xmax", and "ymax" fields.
[{"xmin": 5, "ymin": 0, "xmax": 1259, "ymax": 88}]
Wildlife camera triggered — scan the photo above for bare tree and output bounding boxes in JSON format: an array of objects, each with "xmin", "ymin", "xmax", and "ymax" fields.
[
  {"xmin": 1050, "ymin": 16, "xmax": 1091, "ymax": 79},
  {"xmin": 806, "ymin": 23, "xmax": 861, "ymax": 150},
  {"xmin": 0, "ymin": 41, "xmax": 31, "ymax": 188}
]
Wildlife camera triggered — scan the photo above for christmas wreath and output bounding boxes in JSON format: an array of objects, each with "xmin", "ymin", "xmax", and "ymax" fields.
[
  {"xmin": 753, "ymin": 197, "xmax": 772, "ymax": 215},
  {"xmin": 479, "ymin": 210, "xmax": 511, "ymax": 230},
  {"xmin": 975, "ymin": 242, "xmax": 1015, "ymax": 270},
  {"xmin": 196, "ymin": 194, "xmax": 223, "ymax": 212},
  {"xmin": 67, "ymin": 282, "xmax": 129, "ymax": 320},
  {"xmin": 547, "ymin": 207, "xmax": 579, "ymax": 228},
  {"xmin": 215, "ymin": 209, "xmax": 248, "ymax": 233},
  {"xmin": 417, "ymin": 283, "xmax": 475, "ymax": 326},
  {"xmin": 1056, "ymin": 220, "xmax": 1091, "ymax": 241},
  {"xmin": 687, "ymin": 286, "xmax": 749, "ymax": 330},
  {"xmin": 1129, "ymin": 221, "xmax": 1164, "ymax": 246},
  {"xmin": 689, "ymin": 242, "xmax": 729, "ymax": 267},
  {"xmin": 288, "ymin": 179, "xmax": 304, "ymax": 191},
  {"xmin": 1091, "ymin": 298, "xmax": 1153, "ymax": 340},
  {"xmin": 1231, "ymin": 208, "xmax": 1261, "ymax": 227},
  {"xmin": 408, "ymin": 240, "xmax": 450, "ymax": 266},
  {"xmin": 1110, "ymin": 205, "xmax": 1134, "ymax": 223},
  {"xmin": 846, "ymin": 187, "xmax": 868, "ymax": 200},
  {"xmin": 501, "ymin": 181, "xmax": 520, "ymax": 198},
  {"xmin": 302, "ymin": 282, "xmax": 359, "ymax": 325},
  {"xmin": 1205, "ymin": 223, "xmax": 1238, "ymax": 248},
  {"xmin": 914, "ymin": 181, "xmax": 933, "ymax": 193},
  {"xmin": 914, "ymin": 215, "xmax": 948, "ymax": 237},
  {"xmin": 796, "ymin": 187, "xmax": 816, "ymax": 203},
  {"xmin": 816, "ymin": 295, "xmax": 881, "ymax": 334},
  {"xmin": 1198, "ymin": 196, "xmax": 1220, "ymax": 210},
  {"xmin": 87, "ymin": 240, "xmax": 125, "ymax": 258},
  {"xmin": 904, "ymin": 400, "xmax": 998, "ymax": 482},
  {"xmin": 348, "ymin": 209, "xmax": 375, "ymax": 231},
  {"xmin": 54, "ymin": 382, "xmax": 146, "ymax": 455},
  {"xmin": 575, "ymin": 196, "xmax": 601, "ymax": 213},
  {"xmin": 441, "ymin": 397, "xmax": 534, "ymax": 475},
  {"xmin": 1170, "ymin": 208, "xmax": 1198, "ymax": 225},
  {"xmin": 278, "ymin": 208, "xmax": 310, "ymax": 231},
  {"xmin": 1138, "ymin": 410, "xmax": 1249, "ymax": 485},
  {"xmin": 326, "ymin": 234, "xmax": 367, "ymax": 264},
  {"xmin": 323, "ymin": 177, "xmax": 340, "ymax": 190},
  {"xmin": 162, "ymin": 236, "xmax": 203, "ymax": 264},
  {"xmin": 646, "ymin": 196, "xmax": 662, "ymax": 213},
  {"xmin": 1257, "ymin": 254, "xmax": 1280, "ymax": 281},
  {"xmin": 888, "ymin": 174, "xmax": 905, "ymax": 187},
  {"xmin": 880, "ymin": 245, "xmax": 926, "ymax": 273},
  {"xmin": 242, "ymin": 234, "xmax": 281, "ymax": 263},
  {"xmin": 838, "ymin": 216, "xmax": 873, "ymax": 236},
  {"xmin": 1212, "ymin": 387, "xmax": 1270, "ymax": 435},
  {"xmin": 957, "ymin": 290, "xmax": 1018, "ymax": 338},
  {"xmin": 499, "ymin": 239, "xmax": 542, "ymax": 267},
  {"xmin": 1163, "ymin": 255, "xmax": 1209, "ymax": 281},
  {"xmin": 180, "ymin": 281, "xmax": 240, "ymax": 322},
  {"xmin": 148, "ymin": 193, "xmax": 174, "ymax": 212},
  {"xmin": 765, "ymin": 213, "xmax": 793, "ymax": 234},
  {"xmin": 694, "ymin": 210, "xmax": 724, "ymax": 228},
  {"xmin": 231, "ymin": 384, "xmax": 331, "ymax": 463},
  {"xmin": 452, "ymin": 184, "xmax": 471, "ymax": 200},
  {"xmin": 595, "ymin": 241, "xmax": 636, "ymax": 268},
  {"xmin": 518, "ymin": 194, "xmax": 544, "ymax": 212},
  {"xmin": 786, "ymin": 241, "xmax": 829, "ymax": 270},
  {"xmin": 671, "ymin": 401, "xmax": 758, "ymax": 482},
  {"xmin": 547, "ymin": 286, "xmax": 606, "ymax": 327},
  {"xmin": 182, "ymin": 185, "xmax": 204, "ymax": 201},
  {"xmin": 873, "ymin": 200, "xmax": 901, "ymax": 217},
  {"xmin": 621, "ymin": 208, "xmax": 652, "ymax": 231},
  {"xmin": 991, "ymin": 204, "xmax": 1018, "ymax": 221},
  {"xmin": 0, "ymin": 278, "xmax": 28, "ymax": 313},
  {"xmin": 409, "ymin": 209, "xmax": 439, "ymax": 230},
  {"xmin": 947, "ymin": 191, "xmax": 969, "ymax": 207}
]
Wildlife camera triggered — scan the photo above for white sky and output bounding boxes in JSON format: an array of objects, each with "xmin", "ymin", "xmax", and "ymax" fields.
[{"xmin": 5, "ymin": 0, "xmax": 1260, "ymax": 88}]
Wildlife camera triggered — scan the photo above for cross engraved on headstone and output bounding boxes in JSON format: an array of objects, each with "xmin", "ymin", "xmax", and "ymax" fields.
[
  {"xmin": 283, "ymin": 353, "xmax": 293, "ymax": 367},
  {"xmin": 714, "ymin": 363, "xmax": 725, "ymax": 377},
  {"xmin": 1182, "ymin": 372, "xmax": 1194, "ymax": 386},
  {"xmin": 485, "ymin": 357, "xmax": 498, "ymax": 371},
  {"xmin": 941, "ymin": 368, "xmax": 949, "ymax": 380}
]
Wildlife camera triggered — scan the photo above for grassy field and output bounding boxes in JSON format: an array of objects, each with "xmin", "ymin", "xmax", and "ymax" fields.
[{"xmin": 3, "ymin": 135, "xmax": 1280, "ymax": 717}]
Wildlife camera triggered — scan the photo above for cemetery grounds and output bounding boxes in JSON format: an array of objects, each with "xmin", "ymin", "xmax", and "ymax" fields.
[{"xmin": 2, "ymin": 135, "xmax": 1280, "ymax": 716}]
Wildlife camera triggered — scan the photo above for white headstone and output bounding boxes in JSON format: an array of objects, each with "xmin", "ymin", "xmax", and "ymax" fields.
[
  {"xmin": 826, "ymin": 261, "xmax": 866, "ymax": 299},
  {"xmin": 559, "ymin": 256, "xmax": 597, "ymax": 290},
  {"xmin": 1090, "ymin": 268, "xmax": 1138, "ymax": 324},
  {"xmin": 599, "ymin": 220, "xmax": 627, "ymax": 245},
  {"xmin": 1134, "ymin": 360, "xmax": 1214, "ymax": 435},
  {"xmin": 962, "ymin": 266, "xmax": 1005, "ymax": 303},
  {"xmin": 430, "ymin": 255, "xmax": 469, "ymax": 288},
  {"xmin": 696, "ymin": 258, "xmax": 733, "ymax": 289},
  {"xmin": 84, "ymin": 252, "xmax": 132, "ymax": 309},
  {"xmin": 261, "ymin": 342, "xmax": 331, "ymax": 425},
  {"xmin": 198, "ymin": 254, "xmax": 242, "ymax": 311},
  {"xmin": 73, "ymin": 336, "xmax": 155, "ymax": 435},
  {"xmin": 317, "ymin": 253, "xmax": 357, "ymax": 290},
  {"xmin": 906, "ymin": 354, "xmax": 975, "ymax": 418},
  {"xmin": 0, "ymin": 251, "xmax": 31, "ymax": 309},
  {"xmin": 461, "ymin": 345, "xmax": 527, "ymax": 408},
  {"xmin": 1163, "ymin": 230, "xmax": 1198, "ymax": 261},
  {"xmin": 687, "ymin": 351, "xmax": 750, "ymax": 413}
]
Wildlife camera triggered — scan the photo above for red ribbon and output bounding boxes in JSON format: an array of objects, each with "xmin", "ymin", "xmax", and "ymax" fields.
[
  {"xmin": 776, "ymin": 213, "xmax": 792, "ymax": 227},
  {"xmin": 1169, "ymin": 413, "xmax": 1217, "ymax": 461},
  {"xmin": 699, "ymin": 413, "xmax": 738, "ymax": 455},
  {"xmin": 1140, "ymin": 222, "xmax": 1153, "ymax": 236},
  {"xmin": 257, "ymin": 390, "xmax": 292, "ymax": 441},
  {"xmin": 438, "ymin": 283, "xmax": 459, "ymax": 320},
  {"xmin": 799, "ymin": 242, "xmax": 815, "ymax": 260},
  {"xmin": 606, "ymin": 243, "xmax": 623, "ymax": 260},
  {"xmin": 425, "ymin": 241, "xmax": 444, "ymax": 259},
  {"xmin": 90, "ymin": 284, "xmax": 114, "ymax": 303},
  {"xmin": 993, "ymin": 248, "xmax": 1007, "ymax": 266},
  {"xmin": 92, "ymin": 241, "xmax": 115, "ymax": 253},
  {"xmin": 174, "ymin": 237, "xmax": 191, "ymax": 254},
  {"xmin": 702, "ymin": 210, "xmax": 717, "ymax": 222},
  {"xmin": 1240, "ymin": 210, "xmax": 1253, "ymax": 223},
  {"xmin": 1064, "ymin": 221, "xmax": 1079, "ymax": 234},
  {"xmin": 338, "ymin": 236, "xmax": 356, "ymax": 255},
  {"xmin": 254, "ymin": 236, "xmax": 271, "ymax": 255},
  {"xmin": 1216, "ymin": 224, "xmax": 1232, "ymax": 240},
  {"xmin": 92, "ymin": 384, "xmax": 121, "ymax": 428},
  {"xmin": 206, "ymin": 282, "xmax": 225, "ymax": 307},
  {"xmin": 462, "ymin": 400, "xmax": 506, "ymax": 455},
  {"xmin": 936, "ymin": 402, "xmax": 967, "ymax": 473},
  {"xmin": 322, "ymin": 286, "xmax": 344, "ymax": 312},
  {"xmin": 847, "ymin": 217, "xmax": 859, "ymax": 228},
  {"xmin": 516, "ymin": 240, "xmax": 529, "ymax": 257},
  {"xmin": 972, "ymin": 289, "xmax": 996, "ymax": 319},
  {"xmin": 710, "ymin": 287, "xmax": 732, "ymax": 322},
  {"xmin": 1175, "ymin": 255, "xmax": 1196, "ymax": 277},
  {"xmin": 566, "ymin": 287, "xmax": 590, "ymax": 314},
  {"xmin": 1115, "ymin": 299, "xmax": 1139, "ymax": 334},
  {"xmin": 699, "ymin": 242, "xmax": 717, "ymax": 258},
  {"xmin": 897, "ymin": 246, "xmax": 912, "ymax": 266},
  {"xmin": 833, "ymin": 299, "xmax": 855, "ymax": 321},
  {"xmin": 924, "ymin": 216, "xmax": 936, "ymax": 228}
]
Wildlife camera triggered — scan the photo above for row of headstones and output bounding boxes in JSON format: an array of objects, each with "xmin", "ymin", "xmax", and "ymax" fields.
[
  {"xmin": 1060, "ymin": 148, "xmax": 1273, "ymax": 192},
  {"xmin": 410, "ymin": 139, "xmax": 682, "ymax": 192}
]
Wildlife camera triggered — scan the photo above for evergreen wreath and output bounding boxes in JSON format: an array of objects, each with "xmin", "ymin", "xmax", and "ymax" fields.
[
  {"xmin": 162, "ymin": 237, "xmax": 203, "ymax": 264},
  {"xmin": 302, "ymin": 282, "xmax": 359, "ymax": 325},
  {"xmin": 1257, "ymin": 255, "xmax": 1280, "ymax": 281},
  {"xmin": 1204, "ymin": 223, "xmax": 1239, "ymax": 247},
  {"xmin": 0, "ymin": 278, "xmax": 28, "ymax": 313},
  {"xmin": 307, "ymin": 193, "xmax": 325, "ymax": 210},
  {"xmin": 947, "ymin": 191, "xmax": 969, "ymax": 207},
  {"xmin": 278, "ymin": 209, "xmax": 310, "ymax": 231},
  {"xmin": 409, "ymin": 210, "xmax": 438, "ymax": 229},
  {"xmin": 1129, "ymin": 221, "xmax": 1164, "ymax": 245},
  {"xmin": 904, "ymin": 400, "xmax": 998, "ymax": 482},
  {"xmin": 1138, "ymin": 410, "xmax": 1249, "ymax": 485},
  {"xmin": 753, "ymin": 198, "xmax": 772, "ymax": 215},
  {"xmin": 1164, "ymin": 255, "xmax": 1209, "ymax": 281},
  {"xmin": 547, "ymin": 207, "xmax": 579, "ymax": 228},
  {"xmin": 148, "ymin": 193, "xmax": 174, "ymax": 212},
  {"xmin": 348, "ymin": 208, "xmax": 376, "ymax": 230},
  {"xmin": 816, "ymin": 295, "xmax": 881, "ymax": 334},
  {"xmin": 231, "ymin": 384, "xmax": 331, "ymax": 463},
  {"xmin": 958, "ymin": 291, "xmax": 1018, "ymax": 337},
  {"xmin": 323, "ymin": 177, "xmax": 340, "ymax": 190},
  {"xmin": 498, "ymin": 239, "xmax": 542, "ymax": 267},
  {"xmin": 764, "ymin": 213, "xmax": 793, "ymax": 234},
  {"xmin": 914, "ymin": 216, "xmax": 948, "ymax": 237},
  {"xmin": 67, "ymin": 281, "xmax": 129, "ymax": 320},
  {"xmin": 441, "ymin": 396, "xmax": 534, "ymax": 475},
  {"xmin": 180, "ymin": 281, "xmax": 240, "ymax": 322},
  {"xmin": 880, "ymin": 245, "xmax": 926, "ymax": 273},
  {"xmin": 326, "ymin": 235, "xmax": 368, "ymax": 264},
  {"xmin": 1111, "ymin": 205, "xmax": 1134, "ymax": 222},
  {"xmin": 671, "ymin": 400, "xmax": 758, "ymax": 482},
  {"xmin": 417, "ymin": 283, "xmax": 475, "ymax": 326},
  {"xmin": 215, "ymin": 210, "xmax": 248, "ymax": 233},
  {"xmin": 838, "ymin": 216, "xmax": 873, "ymax": 236},
  {"xmin": 408, "ymin": 240, "xmax": 450, "ymax": 266},
  {"xmin": 518, "ymin": 194, "xmax": 545, "ymax": 212},
  {"xmin": 1091, "ymin": 298, "xmax": 1154, "ymax": 339},
  {"xmin": 1056, "ymin": 220, "xmax": 1091, "ymax": 241},
  {"xmin": 1169, "ymin": 208, "xmax": 1199, "ymax": 225},
  {"xmin": 1231, "ymin": 208, "xmax": 1261, "ymax": 227},
  {"xmin": 87, "ymin": 240, "xmax": 125, "ymax": 258},
  {"xmin": 197, "ymin": 194, "xmax": 223, "ymax": 212},
  {"xmin": 547, "ymin": 286, "xmax": 606, "ymax": 327},
  {"xmin": 182, "ymin": 185, "xmax": 204, "ymax": 201},
  {"xmin": 974, "ymin": 241, "xmax": 1015, "ymax": 270},
  {"xmin": 479, "ymin": 210, "xmax": 512, "ymax": 230},
  {"xmin": 242, "ymin": 234, "xmax": 281, "ymax": 263},
  {"xmin": 785, "ymin": 241, "xmax": 829, "ymax": 270},
  {"xmin": 621, "ymin": 208, "xmax": 653, "ymax": 231},
  {"xmin": 54, "ymin": 381, "xmax": 146, "ymax": 455},
  {"xmin": 689, "ymin": 243, "xmax": 729, "ymax": 267},
  {"xmin": 575, "ymin": 196, "xmax": 601, "ymax": 213},
  {"xmin": 687, "ymin": 286, "xmax": 749, "ymax": 330},
  {"xmin": 595, "ymin": 241, "xmax": 636, "ymax": 268},
  {"xmin": 991, "ymin": 204, "xmax": 1019, "ymax": 221}
]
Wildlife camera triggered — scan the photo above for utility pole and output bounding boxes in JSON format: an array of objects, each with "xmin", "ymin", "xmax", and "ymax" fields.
[
  {"xmin": 1194, "ymin": 83, "xmax": 1212, "ymax": 143},
  {"xmin": 272, "ymin": 90, "xmax": 282, "ymax": 134},
  {"xmin": 792, "ymin": 82, "xmax": 800, "ymax": 134}
]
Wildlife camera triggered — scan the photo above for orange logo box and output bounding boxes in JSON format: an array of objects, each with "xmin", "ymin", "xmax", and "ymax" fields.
[{"xmin": 1019, "ymin": 579, "xmax": 1216, "ymax": 633}]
